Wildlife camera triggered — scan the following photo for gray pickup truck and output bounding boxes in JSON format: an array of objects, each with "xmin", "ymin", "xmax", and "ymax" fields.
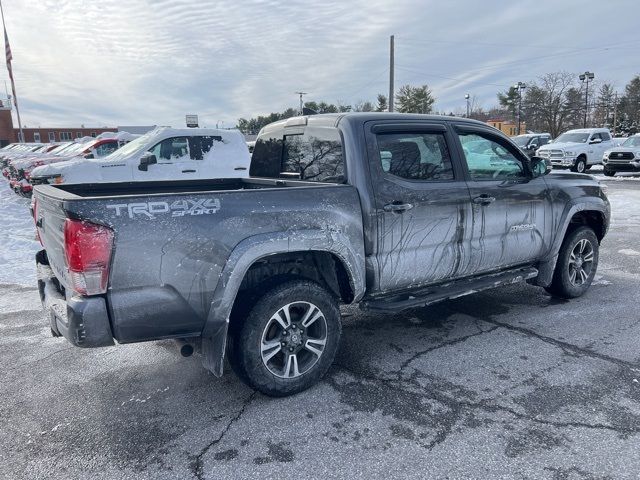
[{"xmin": 33, "ymin": 113, "xmax": 610, "ymax": 396}]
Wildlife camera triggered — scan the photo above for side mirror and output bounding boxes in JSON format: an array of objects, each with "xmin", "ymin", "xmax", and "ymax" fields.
[
  {"xmin": 138, "ymin": 152, "xmax": 157, "ymax": 171},
  {"xmin": 84, "ymin": 153, "xmax": 94, "ymax": 159},
  {"xmin": 528, "ymin": 143, "xmax": 538, "ymax": 150},
  {"xmin": 589, "ymin": 138, "xmax": 602, "ymax": 144},
  {"xmin": 530, "ymin": 156, "xmax": 551, "ymax": 177}
]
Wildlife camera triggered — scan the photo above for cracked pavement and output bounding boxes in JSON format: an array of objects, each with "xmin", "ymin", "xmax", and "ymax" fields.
[{"xmin": 1, "ymin": 179, "xmax": 640, "ymax": 479}]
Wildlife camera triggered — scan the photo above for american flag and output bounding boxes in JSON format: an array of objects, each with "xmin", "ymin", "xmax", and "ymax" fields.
[{"xmin": 4, "ymin": 27, "xmax": 17, "ymax": 109}]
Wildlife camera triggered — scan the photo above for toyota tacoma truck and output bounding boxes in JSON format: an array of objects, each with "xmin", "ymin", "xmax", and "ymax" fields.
[
  {"xmin": 33, "ymin": 113, "xmax": 610, "ymax": 397},
  {"xmin": 602, "ymin": 134, "xmax": 640, "ymax": 176}
]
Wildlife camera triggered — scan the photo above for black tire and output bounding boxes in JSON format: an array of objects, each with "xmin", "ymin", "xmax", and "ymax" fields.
[
  {"xmin": 545, "ymin": 226, "xmax": 599, "ymax": 299},
  {"xmin": 572, "ymin": 157, "xmax": 587, "ymax": 173},
  {"xmin": 603, "ymin": 167, "xmax": 615, "ymax": 177},
  {"xmin": 227, "ymin": 279, "xmax": 341, "ymax": 397}
]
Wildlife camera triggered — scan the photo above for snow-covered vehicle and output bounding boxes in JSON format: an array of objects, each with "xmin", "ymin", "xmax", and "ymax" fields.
[
  {"xmin": 602, "ymin": 134, "xmax": 640, "ymax": 177},
  {"xmin": 31, "ymin": 127, "xmax": 250, "ymax": 186},
  {"xmin": 536, "ymin": 128, "xmax": 614, "ymax": 173},
  {"xmin": 8, "ymin": 136, "xmax": 135, "ymax": 196},
  {"xmin": 1, "ymin": 143, "xmax": 49, "ymax": 170}
]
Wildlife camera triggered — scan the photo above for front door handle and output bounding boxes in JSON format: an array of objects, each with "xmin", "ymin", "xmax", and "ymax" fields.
[
  {"xmin": 182, "ymin": 169, "xmax": 196, "ymax": 173},
  {"xmin": 383, "ymin": 202, "xmax": 414, "ymax": 213},
  {"xmin": 473, "ymin": 194, "xmax": 496, "ymax": 205}
]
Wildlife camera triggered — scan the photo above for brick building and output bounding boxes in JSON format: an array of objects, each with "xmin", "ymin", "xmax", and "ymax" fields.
[
  {"xmin": 486, "ymin": 119, "xmax": 527, "ymax": 137},
  {"xmin": 0, "ymin": 100, "xmax": 117, "ymax": 147}
]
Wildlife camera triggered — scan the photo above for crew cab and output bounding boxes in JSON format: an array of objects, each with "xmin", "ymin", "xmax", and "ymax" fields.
[
  {"xmin": 33, "ymin": 113, "xmax": 610, "ymax": 397},
  {"xmin": 512, "ymin": 133, "xmax": 551, "ymax": 157},
  {"xmin": 30, "ymin": 127, "xmax": 250, "ymax": 186},
  {"xmin": 536, "ymin": 128, "xmax": 613, "ymax": 173},
  {"xmin": 602, "ymin": 134, "xmax": 640, "ymax": 176}
]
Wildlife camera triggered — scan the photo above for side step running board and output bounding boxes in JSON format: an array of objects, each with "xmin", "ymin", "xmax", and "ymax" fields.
[{"xmin": 361, "ymin": 266, "xmax": 538, "ymax": 313}]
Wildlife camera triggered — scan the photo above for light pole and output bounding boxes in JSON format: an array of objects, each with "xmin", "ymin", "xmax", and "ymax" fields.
[
  {"xmin": 294, "ymin": 91, "xmax": 307, "ymax": 115},
  {"xmin": 515, "ymin": 82, "xmax": 526, "ymax": 135},
  {"xmin": 464, "ymin": 94, "xmax": 470, "ymax": 118},
  {"xmin": 579, "ymin": 71, "xmax": 595, "ymax": 128}
]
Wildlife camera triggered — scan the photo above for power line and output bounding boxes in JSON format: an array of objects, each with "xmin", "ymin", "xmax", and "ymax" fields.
[{"xmin": 397, "ymin": 37, "xmax": 640, "ymax": 52}]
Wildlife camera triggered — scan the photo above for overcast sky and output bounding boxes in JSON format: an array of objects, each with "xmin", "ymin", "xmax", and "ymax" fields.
[{"xmin": 2, "ymin": 0, "xmax": 639, "ymax": 129}]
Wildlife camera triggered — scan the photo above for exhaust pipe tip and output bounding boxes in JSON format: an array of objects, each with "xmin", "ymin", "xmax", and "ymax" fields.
[{"xmin": 180, "ymin": 343, "xmax": 194, "ymax": 357}]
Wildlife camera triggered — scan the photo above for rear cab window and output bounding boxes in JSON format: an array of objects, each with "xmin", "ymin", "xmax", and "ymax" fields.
[{"xmin": 250, "ymin": 126, "xmax": 345, "ymax": 182}]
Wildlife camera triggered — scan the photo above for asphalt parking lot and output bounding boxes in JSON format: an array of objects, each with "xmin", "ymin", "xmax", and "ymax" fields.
[{"xmin": 1, "ymin": 176, "xmax": 640, "ymax": 479}]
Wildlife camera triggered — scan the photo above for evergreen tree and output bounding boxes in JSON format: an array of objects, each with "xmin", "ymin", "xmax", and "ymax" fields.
[
  {"xmin": 497, "ymin": 86, "xmax": 520, "ymax": 120},
  {"xmin": 395, "ymin": 84, "xmax": 435, "ymax": 113},
  {"xmin": 375, "ymin": 94, "xmax": 388, "ymax": 112}
]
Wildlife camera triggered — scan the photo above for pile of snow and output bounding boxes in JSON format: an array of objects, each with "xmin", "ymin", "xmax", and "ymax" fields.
[{"xmin": 0, "ymin": 184, "xmax": 39, "ymax": 285}]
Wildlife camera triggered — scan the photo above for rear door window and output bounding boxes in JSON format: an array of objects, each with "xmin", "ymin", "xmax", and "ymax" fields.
[
  {"xmin": 376, "ymin": 132, "xmax": 454, "ymax": 181},
  {"xmin": 188, "ymin": 135, "xmax": 222, "ymax": 160}
]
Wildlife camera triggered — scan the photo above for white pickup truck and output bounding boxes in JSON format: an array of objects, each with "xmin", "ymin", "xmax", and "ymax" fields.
[
  {"xmin": 536, "ymin": 128, "xmax": 614, "ymax": 173},
  {"xmin": 30, "ymin": 127, "xmax": 250, "ymax": 186}
]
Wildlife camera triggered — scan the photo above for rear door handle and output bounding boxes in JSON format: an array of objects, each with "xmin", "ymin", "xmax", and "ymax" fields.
[
  {"xmin": 473, "ymin": 195, "xmax": 496, "ymax": 205},
  {"xmin": 182, "ymin": 169, "xmax": 196, "ymax": 173},
  {"xmin": 383, "ymin": 202, "xmax": 414, "ymax": 213}
]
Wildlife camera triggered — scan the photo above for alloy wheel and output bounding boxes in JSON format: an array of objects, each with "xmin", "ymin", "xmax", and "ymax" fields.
[{"xmin": 260, "ymin": 301, "xmax": 328, "ymax": 379}]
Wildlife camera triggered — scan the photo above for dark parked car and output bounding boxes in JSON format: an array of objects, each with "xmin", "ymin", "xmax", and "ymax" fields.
[
  {"xmin": 512, "ymin": 133, "xmax": 551, "ymax": 157},
  {"xmin": 33, "ymin": 113, "xmax": 610, "ymax": 396}
]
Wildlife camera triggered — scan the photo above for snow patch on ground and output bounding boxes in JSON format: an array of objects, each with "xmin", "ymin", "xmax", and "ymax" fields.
[
  {"xmin": 619, "ymin": 249, "xmax": 640, "ymax": 256},
  {"xmin": 0, "ymin": 185, "xmax": 39, "ymax": 285}
]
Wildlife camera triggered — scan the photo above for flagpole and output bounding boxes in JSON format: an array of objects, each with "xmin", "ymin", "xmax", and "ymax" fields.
[{"xmin": 0, "ymin": 0, "xmax": 23, "ymax": 143}]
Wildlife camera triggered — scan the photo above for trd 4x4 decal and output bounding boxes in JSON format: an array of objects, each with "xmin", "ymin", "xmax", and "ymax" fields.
[{"xmin": 107, "ymin": 199, "xmax": 221, "ymax": 219}]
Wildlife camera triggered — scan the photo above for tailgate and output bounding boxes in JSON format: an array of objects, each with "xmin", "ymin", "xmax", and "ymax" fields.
[{"xmin": 33, "ymin": 187, "xmax": 72, "ymax": 290}]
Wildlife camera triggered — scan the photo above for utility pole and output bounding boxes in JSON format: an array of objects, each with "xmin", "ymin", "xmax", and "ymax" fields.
[
  {"xmin": 579, "ymin": 71, "xmax": 594, "ymax": 128},
  {"xmin": 294, "ymin": 91, "xmax": 307, "ymax": 115},
  {"xmin": 464, "ymin": 94, "xmax": 470, "ymax": 118},
  {"xmin": 388, "ymin": 35, "xmax": 394, "ymax": 112},
  {"xmin": 515, "ymin": 82, "xmax": 526, "ymax": 135}
]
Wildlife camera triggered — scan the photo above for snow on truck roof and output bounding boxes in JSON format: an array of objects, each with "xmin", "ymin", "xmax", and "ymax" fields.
[{"xmin": 566, "ymin": 128, "xmax": 611, "ymax": 133}]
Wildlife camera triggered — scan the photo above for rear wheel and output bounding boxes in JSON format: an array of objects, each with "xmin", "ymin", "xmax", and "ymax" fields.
[
  {"xmin": 572, "ymin": 156, "xmax": 587, "ymax": 173},
  {"xmin": 227, "ymin": 279, "xmax": 341, "ymax": 397},
  {"xmin": 545, "ymin": 226, "xmax": 599, "ymax": 299}
]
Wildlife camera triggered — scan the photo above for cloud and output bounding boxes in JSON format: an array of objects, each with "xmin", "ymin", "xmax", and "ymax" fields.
[{"xmin": 1, "ymin": 0, "xmax": 638, "ymax": 128}]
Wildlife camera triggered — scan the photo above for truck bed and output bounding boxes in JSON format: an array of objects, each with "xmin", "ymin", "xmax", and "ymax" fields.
[
  {"xmin": 41, "ymin": 177, "xmax": 339, "ymax": 199},
  {"xmin": 33, "ymin": 177, "xmax": 365, "ymax": 346}
]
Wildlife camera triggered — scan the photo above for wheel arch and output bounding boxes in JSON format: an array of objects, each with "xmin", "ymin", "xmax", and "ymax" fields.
[
  {"xmin": 533, "ymin": 202, "xmax": 609, "ymax": 287},
  {"xmin": 199, "ymin": 230, "xmax": 366, "ymax": 376}
]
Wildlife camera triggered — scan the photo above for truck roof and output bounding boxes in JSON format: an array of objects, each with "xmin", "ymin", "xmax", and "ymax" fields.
[
  {"xmin": 260, "ymin": 112, "xmax": 490, "ymax": 135},
  {"xmin": 565, "ymin": 128, "xmax": 611, "ymax": 133}
]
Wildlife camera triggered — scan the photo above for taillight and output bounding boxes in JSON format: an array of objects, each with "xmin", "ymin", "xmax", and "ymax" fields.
[
  {"xmin": 63, "ymin": 219, "xmax": 114, "ymax": 295},
  {"xmin": 31, "ymin": 197, "xmax": 43, "ymax": 246}
]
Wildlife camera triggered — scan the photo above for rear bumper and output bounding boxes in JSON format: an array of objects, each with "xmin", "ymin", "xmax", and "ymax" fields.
[{"xmin": 36, "ymin": 250, "xmax": 114, "ymax": 348}]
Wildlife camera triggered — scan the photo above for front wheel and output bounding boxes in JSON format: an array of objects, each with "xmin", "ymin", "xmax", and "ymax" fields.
[
  {"xmin": 603, "ymin": 167, "xmax": 615, "ymax": 177},
  {"xmin": 572, "ymin": 157, "xmax": 587, "ymax": 173},
  {"xmin": 227, "ymin": 279, "xmax": 341, "ymax": 397},
  {"xmin": 545, "ymin": 226, "xmax": 599, "ymax": 299}
]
